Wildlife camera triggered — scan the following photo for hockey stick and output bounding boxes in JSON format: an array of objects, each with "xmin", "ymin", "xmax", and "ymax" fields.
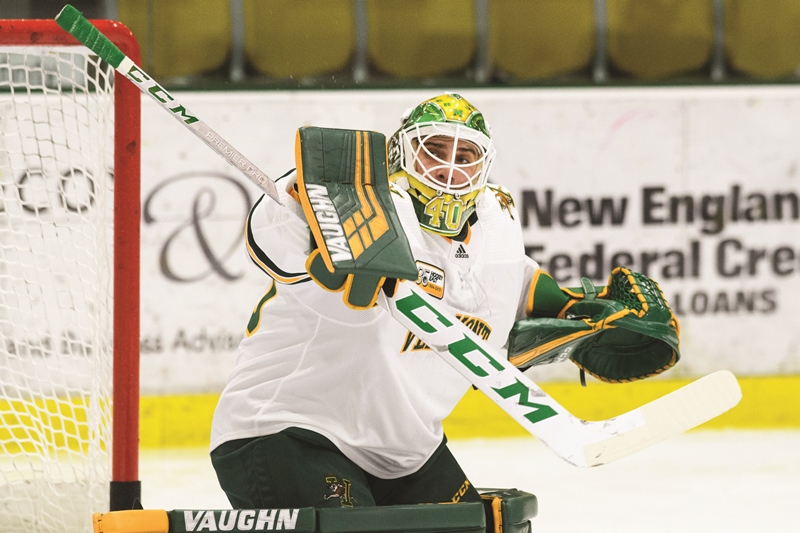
[
  {"xmin": 55, "ymin": 4, "xmax": 742, "ymax": 467},
  {"xmin": 387, "ymin": 283, "xmax": 741, "ymax": 466}
]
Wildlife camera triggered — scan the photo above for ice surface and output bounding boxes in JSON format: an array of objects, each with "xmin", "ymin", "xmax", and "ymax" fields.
[{"xmin": 139, "ymin": 430, "xmax": 800, "ymax": 533}]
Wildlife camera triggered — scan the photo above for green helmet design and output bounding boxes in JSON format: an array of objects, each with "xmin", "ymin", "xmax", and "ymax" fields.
[{"xmin": 388, "ymin": 93, "xmax": 496, "ymax": 237}]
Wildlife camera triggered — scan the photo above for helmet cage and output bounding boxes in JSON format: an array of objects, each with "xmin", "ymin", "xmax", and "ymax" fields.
[{"xmin": 397, "ymin": 121, "xmax": 495, "ymax": 197}]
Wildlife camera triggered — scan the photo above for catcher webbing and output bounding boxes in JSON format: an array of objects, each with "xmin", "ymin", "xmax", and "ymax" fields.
[{"xmin": 0, "ymin": 42, "xmax": 115, "ymax": 532}]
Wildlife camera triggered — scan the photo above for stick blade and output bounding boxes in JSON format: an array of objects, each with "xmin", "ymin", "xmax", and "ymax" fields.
[{"xmin": 583, "ymin": 370, "xmax": 742, "ymax": 467}]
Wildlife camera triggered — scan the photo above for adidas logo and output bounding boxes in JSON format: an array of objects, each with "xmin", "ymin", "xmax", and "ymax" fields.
[{"xmin": 454, "ymin": 244, "xmax": 469, "ymax": 259}]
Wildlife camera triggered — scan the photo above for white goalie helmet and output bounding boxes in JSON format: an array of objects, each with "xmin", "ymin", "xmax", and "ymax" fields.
[{"xmin": 388, "ymin": 93, "xmax": 496, "ymax": 237}]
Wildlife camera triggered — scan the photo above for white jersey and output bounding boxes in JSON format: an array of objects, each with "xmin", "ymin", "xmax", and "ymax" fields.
[{"xmin": 211, "ymin": 171, "xmax": 539, "ymax": 479}]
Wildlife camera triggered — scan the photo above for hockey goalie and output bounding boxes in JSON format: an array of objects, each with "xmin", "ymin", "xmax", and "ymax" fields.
[
  {"xmin": 204, "ymin": 93, "xmax": 680, "ymax": 531},
  {"xmin": 55, "ymin": 8, "xmax": 740, "ymax": 531}
]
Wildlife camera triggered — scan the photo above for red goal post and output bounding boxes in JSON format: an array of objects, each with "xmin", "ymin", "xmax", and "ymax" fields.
[{"xmin": 0, "ymin": 16, "xmax": 141, "ymax": 524}]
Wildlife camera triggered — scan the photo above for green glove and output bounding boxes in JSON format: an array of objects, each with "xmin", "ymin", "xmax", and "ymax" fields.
[
  {"xmin": 296, "ymin": 126, "xmax": 418, "ymax": 309},
  {"xmin": 508, "ymin": 268, "xmax": 680, "ymax": 383}
]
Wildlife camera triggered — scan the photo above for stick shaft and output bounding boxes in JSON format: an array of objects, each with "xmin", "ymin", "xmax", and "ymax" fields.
[{"xmin": 55, "ymin": 5, "xmax": 281, "ymax": 204}]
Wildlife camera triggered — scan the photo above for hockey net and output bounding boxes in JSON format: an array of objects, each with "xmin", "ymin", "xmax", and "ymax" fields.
[{"xmin": 0, "ymin": 19, "xmax": 140, "ymax": 533}]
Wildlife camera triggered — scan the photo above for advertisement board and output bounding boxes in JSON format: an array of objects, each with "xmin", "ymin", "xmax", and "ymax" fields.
[{"xmin": 138, "ymin": 87, "xmax": 800, "ymax": 393}]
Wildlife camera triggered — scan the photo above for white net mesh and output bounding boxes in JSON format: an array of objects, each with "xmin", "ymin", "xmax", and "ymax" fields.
[{"xmin": 0, "ymin": 46, "xmax": 115, "ymax": 532}]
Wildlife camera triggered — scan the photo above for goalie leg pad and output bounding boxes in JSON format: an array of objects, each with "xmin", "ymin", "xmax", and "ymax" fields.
[
  {"xmin": 317, "ymin": 502, "xmax": 485, "ymax": 532},
  {"xmin": 479, "ymin": 488, "xmax": 538, "ymax": 533},
  {"xmin": 93, "ymin": 510, "xmax": 169, "ymax": 533},
  {"xmin": 93, "ymin": 504, "xmax": 488, "ymax": 533},
  {"xmin": 296, "ymin": 127, "xmax": 418, "ymax": 309}
]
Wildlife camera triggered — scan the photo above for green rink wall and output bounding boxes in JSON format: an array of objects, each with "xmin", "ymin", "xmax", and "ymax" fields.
[{"xmin": 140, "ymin": 374, "xmax": 800, "ymax": 448}]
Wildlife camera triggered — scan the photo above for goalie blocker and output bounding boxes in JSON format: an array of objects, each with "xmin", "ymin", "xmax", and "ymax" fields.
[
  {"xmin": 295, "ymin": 126, "xmax": 419, "ymax": 309},
  {"xmin": 90, "ymin": 489, "xmax": 537, "ymax": 533}
]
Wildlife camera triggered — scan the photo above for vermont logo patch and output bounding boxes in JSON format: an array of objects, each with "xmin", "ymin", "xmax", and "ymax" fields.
[
  {"xmin": 488, "ymin": 184, "xmax": 515, "ymax": 219},
  {"xmin": 416, "ymin": 261, "xmax": 445, "ymax": 299},
  {"xmin": 323, "ymin": 475, "xmax": 356, "ymax": 507}
]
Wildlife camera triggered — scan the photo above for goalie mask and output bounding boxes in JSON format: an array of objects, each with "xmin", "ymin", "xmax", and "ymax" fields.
[{"xmin": 388, "ymin": 93, "xmax": 496, "ymax": 236}]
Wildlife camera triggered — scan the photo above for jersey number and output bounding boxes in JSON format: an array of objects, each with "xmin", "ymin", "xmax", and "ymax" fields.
[{"xmin": 424, "ymin": 196, "xmax": 464, "ymax": 231}]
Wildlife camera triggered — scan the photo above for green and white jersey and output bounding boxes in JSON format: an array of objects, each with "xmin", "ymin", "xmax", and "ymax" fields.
[{"xmin": 211, "ymin": 171, "xmax": 539, "ymax": 479}]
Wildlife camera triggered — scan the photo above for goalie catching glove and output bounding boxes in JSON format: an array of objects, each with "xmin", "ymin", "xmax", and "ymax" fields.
[
  {"xmin": 507, "ymin": 267, "xmax": 680, "ymax": 383},
  {"xmin": 296, "ymin": 126, "xmax": 419, "ymax": 309}
]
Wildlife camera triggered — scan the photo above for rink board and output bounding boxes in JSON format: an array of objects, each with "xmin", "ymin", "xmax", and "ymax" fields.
[{"xmin": 138, "ymin": 374, "xmax": 799, "ymax": 448}]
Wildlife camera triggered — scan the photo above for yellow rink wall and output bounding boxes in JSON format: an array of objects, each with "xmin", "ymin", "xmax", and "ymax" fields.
[{"xmin": 139, "ymin": 374, "xmax": 800, "ymax": 448}]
